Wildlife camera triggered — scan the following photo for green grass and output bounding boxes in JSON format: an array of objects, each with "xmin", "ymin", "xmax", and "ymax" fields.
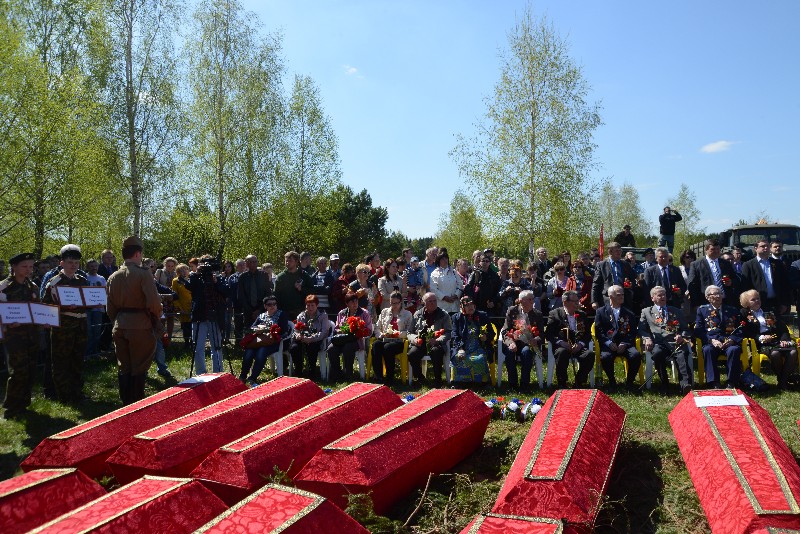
[{"xmin": 1, "ymin": 346, "xmax": 799, "ymax": 533}]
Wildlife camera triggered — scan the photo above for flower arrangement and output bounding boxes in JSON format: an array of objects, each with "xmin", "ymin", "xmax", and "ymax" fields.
[
  {"xmin": 415, "ymin": 325, "xmax": 446, "ymax": 347},
  {"xmin": 623, "ymin": 279, "xmax": 632, "ymax": 289},
  {"xmin": 339, "ymin": 316, "xmax": 371, "ymax": 338},
  {"xmin": 671, "ymin": 284, "xmax": 681, "ymax": 294}
]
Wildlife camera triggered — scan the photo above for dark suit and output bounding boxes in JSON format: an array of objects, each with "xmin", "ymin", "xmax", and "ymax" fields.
[
  {"xmin": 592, "ymin": 259, "xmax": 639, "ymax": 310},
  {"xmin": 687, "ymin": 257, "xmax": 739, "ymax": 307},
  {"xmin": 739, "ymin": 257, "xmax": 790, "ymax": 312},
  {"xmin": 694, "ymin": 304, "xmax": 744, "ymax": 386},
  {"xmin": 594, "ymin": 304, "xmax": 641, "ymax": 386},
  {"xmin": 638, "ymin": 305, "xmax": 692, "ymax": 391},
  {"xmin": 500, "ymin": 305, "xmax": 545, "ymax": 389},
  {"xmin": 545, "ymin": 307, "xmax": 593, "ymax": 388},
  {"xmin": 644, "ymin": 264, "xmax": 686, "ymax": 308},
  {"xmin": 237, "ymin": 270, "xmax": 273, "ymax": 323}
]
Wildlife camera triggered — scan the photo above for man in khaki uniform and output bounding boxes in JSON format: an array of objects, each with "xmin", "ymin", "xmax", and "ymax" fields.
[{"xmin": 107, "ymin": 236, "xmax": 163, "ymax": 404}]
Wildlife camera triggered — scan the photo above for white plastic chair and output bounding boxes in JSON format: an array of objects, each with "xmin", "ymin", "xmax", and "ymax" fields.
[
  {"xmin": 407, "ymin": 341, "xmax": 452, "ymax": 385},
  {"xmin": 268, "ymin": 322, "xmax": 294, "ymax": 377},
  {"xmin": 497, "ymin": 337, "xmax": 545, "ymax": 389},
  {"xmin": 546, "ymin": 340, "xmax": 595, "ymax": 388},
  {"xmin": 642, "ymin": 345, "xmax": 693, "ymax": 389}
]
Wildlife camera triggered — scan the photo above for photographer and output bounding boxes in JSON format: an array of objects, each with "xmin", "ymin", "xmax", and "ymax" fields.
[
  {"xmin": 187, "ymin": 254, "xmax": 227, "ymax": 374},
  {"xmin": 658, "ymin": 206, "xmax": 682, "ymax": 253}
]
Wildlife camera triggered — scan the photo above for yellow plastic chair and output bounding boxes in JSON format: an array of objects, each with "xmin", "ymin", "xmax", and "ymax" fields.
[
  {"xmin": 591, "ymin": 322, "xmax": 636, "ymax": 385},
  {"xmin": 366, "ymin": 337, "xmax": 409, "ymax": 383},
  {"xmin": 694, "ymin": 337, "xmax": 749, "ymax": 384}
]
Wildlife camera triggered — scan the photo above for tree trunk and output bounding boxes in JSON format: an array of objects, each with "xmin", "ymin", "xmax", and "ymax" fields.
[{"xmin": 125, "ymin": 2, "xmax": 140, "ymax": 235}]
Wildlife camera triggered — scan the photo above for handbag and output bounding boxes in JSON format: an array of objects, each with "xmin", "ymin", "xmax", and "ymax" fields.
[
  {"xmin": 331, "ymin": 333, "xmax": 357, "ymax": 346},
  {"xmin": 240, "ymin": 332, "xmax": 276, "ymax": 349},
  {"xmin": 740, "ymin": 369, "xmax": 768, "ymax": 393}
]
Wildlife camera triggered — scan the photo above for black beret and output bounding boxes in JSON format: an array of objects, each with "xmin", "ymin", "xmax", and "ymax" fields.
[{"xmin": 9, "ymin": 253, "xmax": 35, "ymax": 265}]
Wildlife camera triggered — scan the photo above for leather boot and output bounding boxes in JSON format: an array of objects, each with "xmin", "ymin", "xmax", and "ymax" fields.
[
  {"xmin": 118, "ymin": 373, "xmax": 132, "ymax": 405},
  {"xmin": 130, "ymin": 374, "xmax": 147, "ymax": 403}
]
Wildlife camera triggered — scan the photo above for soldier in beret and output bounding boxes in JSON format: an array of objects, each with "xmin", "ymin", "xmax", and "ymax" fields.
[
  {"xmin": 107, "ymin": 236, "xmax": 163, "ymax": 404},
  {"xmin": 43, "ymin": 244, "xmax": 90, "ymax": 404},
  {"xmin": 1, "ymin": 253, "xmax": 40, "ymax": 419}
]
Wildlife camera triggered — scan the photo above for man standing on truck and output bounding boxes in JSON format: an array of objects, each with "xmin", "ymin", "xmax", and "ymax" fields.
[{"xmin": 658, "ymin": 207, "xmax": 682, "ymax": 253}]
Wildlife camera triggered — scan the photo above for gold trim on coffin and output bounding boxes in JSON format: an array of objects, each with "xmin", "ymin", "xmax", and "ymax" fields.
[
  {"xmin": 221, "ymin": 383, "xmax": 381, "ymax": 453},
  {"xmin": 326, "ymin": 390, "xmax": 468, "ymax": 452},
  {"xmin": 467, "ymin": 513, "xmax": 564, "ymax": 534},
  {"xmin": 29, "ymin": 476, "xmax": 191, "ymax": 534},
  {"xmin": 523, "ymin": 390, "xmax": 597, "ymax": 481},
  {"xmin": 194, "ymin": 483, "xmax": 324, "ymax": 533},
  {"xmin": 137, "ymin": 380, "xmax": 308, "ymax": 441},
  {"xmin": 766, "ymin": 528, "xmax": 800, "ymax": 534},
  {"xmin": 0, "ymin": 468, "xmax": 74, "ymax": 499},
  {"xmin": 693, "ymin": 391, "xmax": 800, "ymax": 515}
]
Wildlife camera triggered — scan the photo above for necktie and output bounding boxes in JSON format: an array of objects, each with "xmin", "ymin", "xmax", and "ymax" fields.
[
  {"xmin": 710, "ymin": 260, "xmax": 721, "ymax": 287},
  {"xmin": 612, "ymin": 261, "xmax": 620, "ymax": 284},
  {"xmin": 662, "ymin": 267, "xmax": 669, "ymax": 288}
]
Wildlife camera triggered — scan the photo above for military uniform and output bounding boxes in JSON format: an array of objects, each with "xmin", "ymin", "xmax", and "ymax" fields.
[
  {"xmin": 43, "ymin": 264, "xmax": 89, "ymax": 403},
  {"xmin": 1, "ymin": 253, "xmax": 40, "ymax": 418},
  {"xmin": 106, "ymin": 236, "xmax": 163, "ymax": 404}
]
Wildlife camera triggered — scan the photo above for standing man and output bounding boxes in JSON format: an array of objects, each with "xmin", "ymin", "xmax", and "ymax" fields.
[
  {"xmin": 107, "ymin": 237, "xmax": 163, "ymax": 404},
  {"xmin": 274, "ymin": 251, "xmax": 313, "ymax": 320},
  {"xmin": 592, "ymin": 242, "xmax": 639, "ymax": 312},
  {"xmin": 739, "ymin": 240, "xmax": 790, "ymax": 314},
  {"xmin": 237, "ymin": 255, "xmax": 272, "ymax": 327},
  {"xmin": 97, "ymin": 249, "xmax": 117, "ymax": 352},
  {"xmin": 465, "ymin": 253, "xmax": 501, "ymax": 314},
  {"xmin": 687, "ymin": 239, "xmax": 739, "ymax": 309},
  {"xmin": 658, "ymin": 207, "xmax": 682, "ymax": 253},
  {"xmin": 43, "ymin": 245, "xmax": 90, "ymax": 404},
  {"xmin": 328, "ymin": 254, "xmax": 342, "ymax": 280},
  {"xmin": 639, "ymin": 286, "xmax": 693, "ymax": 395},
  {"xmin": 535, "ymin": 247, "xmax": 552, "ymax": 280},
  {"xmin": 84, "ymin": 259, "xmax": 107, "ymax": 360},
  {"xmin": 227, "ymin": 258, "xmax": 246, "ymax": 344},
  {"xmin": 1, "ymin": 253, "xmax": 40, "ymax": 419},
  {"xmin": 644, "ymin": 247, "xmax": 686, "ymax": 308}
]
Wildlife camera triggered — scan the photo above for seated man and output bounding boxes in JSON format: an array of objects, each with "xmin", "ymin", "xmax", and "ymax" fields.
[
  {"xmin": 594, "ymin": 284, "xmax": 641, "ymax": 392},
  {"xmin": 407, "ymin": 292, "xmax": 452, "ymax": 387},
  {"xmin": 639, "ymin": 286, "xmax": 693, "ymax": 395},
  {"xmin": 500, "ymin": 290, "xmax": 545, "ymax": 391},
  {"xmin": 694, "ymin": 285, "xmax": 744, "ymax": 389},
  {"xmin": 545, "ymin": 290, "xmax": 593, "ymax": 389}
]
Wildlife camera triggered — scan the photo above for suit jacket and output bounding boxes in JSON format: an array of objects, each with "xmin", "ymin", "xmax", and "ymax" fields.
[
  {"xmin": 594, "ymin": 304, "xmax": 638, "ymax": 347},
  {"xmin": 591, "ymin": 259, "xmax": 639, "ymax": 310},
  {"xmin": 644, "ymin": 263, "xmax": 686, "ymax": 307},
  {"xmin": 693, "ymin": 304, "xmax": 744, "ymax": 345},
  {"xmin": 739, "ymin": 257, "xmax": 791, "ymax": 309},
  {"xmin": 638, "ymin": 305, "xmax": 690, "ymax": 346},
  {"xmin": 237, "ymin": 270, "xmax": 273, "ymax": 314},
  {"xmin": 687, "ymin": 257, "xmax": 739, "ymax": 307},
  {"xmin": 545, "ymin": 307, "xmax": 591, "ymax": 347},
  {"xmin": 501, "ymin": 305, "xmax": 545, "ymax": 348}
]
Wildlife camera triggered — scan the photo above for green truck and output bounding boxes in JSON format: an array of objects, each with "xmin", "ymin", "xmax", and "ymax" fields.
[{"xmin": 690, "ymin": 222, "xmax": 800, "ymax": 262}]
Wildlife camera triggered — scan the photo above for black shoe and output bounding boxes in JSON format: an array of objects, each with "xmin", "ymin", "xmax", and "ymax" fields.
[
  {"xmin": 626, "ymin": 383, "xmax": 642, "ymax": 395},
  {"xmin": 158, "ymin": 369, "xmax": 173, "ymax": 378},
  {"xmin": 711, "ymin": 381, "xmax": 723, "ymax": 390},
  {"xmin": 3, "ymin": 409, "xmax": 28, "ymax": 420},
  {"xmin": 681, "ymin": 384, "xmax": 692, "ymax": 395}
]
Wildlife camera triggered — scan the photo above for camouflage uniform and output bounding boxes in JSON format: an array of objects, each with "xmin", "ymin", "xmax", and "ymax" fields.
[
  {"xmin": 43, "ymin": 272, "xmax": 89, "ymax": 403},
  {"xmin": 1, "ymin": 276, "xmax": 40, "ymax": 416}
]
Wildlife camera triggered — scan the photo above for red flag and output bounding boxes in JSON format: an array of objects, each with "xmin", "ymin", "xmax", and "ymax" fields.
[{"xmin": 599, "ymin": 224, "xmax": 605, "ymax": 258}]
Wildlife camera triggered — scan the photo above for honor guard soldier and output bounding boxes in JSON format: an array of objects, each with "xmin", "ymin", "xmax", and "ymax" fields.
[
  {"xmin": 43, "ymin": 244, "xmax": 90, "ymax": 404},
  {"xmin": 1, "ymin": 253, "xmax": 40, "ymax": 419},
  {"xmin": 107, "ymin": 236, "xmax": 163, "ymax": 404}
]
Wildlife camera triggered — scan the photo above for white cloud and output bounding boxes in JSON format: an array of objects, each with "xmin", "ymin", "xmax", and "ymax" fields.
[
  {"xmin": 700, "ymin": 140, "xmax": 737, "ymax": 154},
  {"xmin": 343, "ymin": 64, "xmax": 359, "ymax": 76},
  {"xmin": 771, "ymin": 185, "xmax": 792, "ymax": 192}
]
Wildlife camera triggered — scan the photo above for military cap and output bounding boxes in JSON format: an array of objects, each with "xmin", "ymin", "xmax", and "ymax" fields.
[
  {"xmin": 122, "ymin": 235, "xmax": 144, "ymax": 249},
  {"xmin": 9, "ymin": 253, "xmax": 35, "ymax": 265},
  {"xmin": 643, "ymin": 247, "xmax": 654, "ymax": 255},
  {"xmin": 59, "ymin": 244, "xmax": 82, "ymax": 260}
]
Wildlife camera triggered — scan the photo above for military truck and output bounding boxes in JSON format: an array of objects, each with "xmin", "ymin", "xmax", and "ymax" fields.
[{"xmin": 689, "ymin": 222, "xmax": 800, "ymax": 262}]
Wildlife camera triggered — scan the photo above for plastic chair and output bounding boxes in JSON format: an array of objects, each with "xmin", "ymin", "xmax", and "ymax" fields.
[
  {"xmin": 365, "ymin": 337, "xmax": 409, "ymax": 383},
  {"xmin": 694, "ymin": 337, "xmax": 749, "ymax": 384},
  {"xmin": 546, "ymin": 339, "xmax": 595, "ymax": 387},
  {"xmin": 591, "ymin": 322, "xmax": 637, "ymax": 386},
  {"xmin": 496, "ymin": 329, "xmax": 545, "ymax": 389},
  {"xmin": 268, "ymin": 322, "xmax": 294, "ymax": 377},
  {"xmin": 408, "ymin": 341, "xmax": 451, "ymax": 385},
  {"xmin": 639, "ymin": 337, "xmax": 695, "ymax": 389}
]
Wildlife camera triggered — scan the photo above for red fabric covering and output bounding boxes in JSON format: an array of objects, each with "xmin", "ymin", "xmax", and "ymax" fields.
[
  {"xmin": 192, "ymin": 382, "xmax": 403, "ymax": 505},
  {"xmin": 107, "ymin": 376, "xmax": 324, "ymax": 484},
  {"xmin": 294, "ymin": 388, "xmax": 492, "ymax": 515},
  {"xmin": 460, "ymin": 514, "xmax": 566, "ymax": 533},
  {"xmin": 32, "ymin": 476, "xmax": 226, "ymax": 533},
  {"xmin": 21, "ymin": 373, "xmax": 245, "ymax": 478},
  {"xmin": 669, "ymin": 389, "xmax": 800, "ymax": 533},
  {"xmin": 492, "ymin": 389, "xmax": 626, "ymax": 533},
  {"xmin": 0, "ymin": 468, "xmax": 106, "ymax": 534},
  {"xmin": 195, "ymin": 483, "xmax": 368, "ymax": 533}
]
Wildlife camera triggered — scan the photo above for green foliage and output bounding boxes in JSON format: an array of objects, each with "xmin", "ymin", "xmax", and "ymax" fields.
[
  {"xmin": 436, "ymin": 190, "xmax": 486, "ymax": 261},
  {"xmin": 666, "ymin": 184, "xmax": 704, "ymax": 254}
]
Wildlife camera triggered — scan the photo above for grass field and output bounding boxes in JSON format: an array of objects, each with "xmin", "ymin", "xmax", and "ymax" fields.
[{"xmin": 1, "ymin": 345, "xmax": 798, "ymax": 533}]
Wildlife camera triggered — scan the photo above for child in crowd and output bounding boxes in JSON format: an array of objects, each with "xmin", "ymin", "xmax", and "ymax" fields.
[{"xmin": 404, "ymin": 256, "xmax": 425, "ymax": 313}]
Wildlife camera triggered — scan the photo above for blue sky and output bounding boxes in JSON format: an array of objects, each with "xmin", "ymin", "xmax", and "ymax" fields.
[{"xmin": 242, "ymin": 0, "xmax": 800, "ymax": 238}]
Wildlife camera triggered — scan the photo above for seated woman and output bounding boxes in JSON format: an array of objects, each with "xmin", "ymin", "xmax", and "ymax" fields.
[
  {"xmin": 372, "ymin": 291, "xmax": 413, "ymax": 385},
  {"xmin": 289, "ymin": 295, "xmax": 332, "ymax": 379},
  {"xmin": 450, "ymin": 296, "xmax": 495, "ymax": 384},
  {"xmin": 740, "ymin": 289, "xmax": 798, "ymax": 390},
  {"xmin": 329, "ymin": 291, "xmax": 373, "ymax": 381},
  {"xmin": 498, "ymin": 266, "xmax": 532, "ymax": 316},
  {"xmin": 240, "ymin": 295, "xmax": 290, "ymax": 386}
]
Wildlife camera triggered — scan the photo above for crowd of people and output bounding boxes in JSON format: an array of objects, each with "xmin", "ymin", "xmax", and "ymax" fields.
[{"xmin": 2, "ymin": 223, "xmax": 800, "ymax": 419}]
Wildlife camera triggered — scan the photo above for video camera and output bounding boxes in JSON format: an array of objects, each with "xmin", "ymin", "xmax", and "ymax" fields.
[{"xmin": 198, "ymin": 258, "xmax": 221, "ymax": 274}]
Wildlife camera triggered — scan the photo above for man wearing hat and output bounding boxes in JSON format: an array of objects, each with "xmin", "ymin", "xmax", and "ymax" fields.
[
  {"xmin": 614, "ymin": 225, "xmax": 637, "ymax": 248},
  {"xmin": 1, "ymin": 253, "xmax": 40, "ymax": 418},
  {"xmin": 107, "ymin": 236, "xmax": 163, "ymax": 404},
  {"xmin": 43, "ymin": 244, "xmax": 90, "ymax": 403},
  {"xmin": 328, "ymin": 254, "xmax": 341, "ymax": 280}
]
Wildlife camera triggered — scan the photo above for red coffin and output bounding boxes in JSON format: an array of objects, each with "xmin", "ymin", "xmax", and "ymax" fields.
[
  {"xmin": 192, "ymin": 382, "xmax": 403, "ymax": 504},
  {"xmin": 0, "ymin": 468, "xmax": 106, "ymax": 534},
  {"xmin": 31, "ymin": 476, "xmax": 226, "ymax": 533},
  {"xmin": 107, "ymin": 376, "xmax": 324, "ymax": 484},
  {"xmin": 294, "ymin": 388, "xmax": 492, "ymax": 515},
  {"xmin": 21, "ymin": 373, "xmax": 245, "ymax": 478},
  {"xmin": 195, "ymin": 483, "xmax": 368, "ymax": 533},
  {"xmin": 492, "ymin": 389, "xmax": 626, "ymax": 532},
  {"xmin": 669, "ymin": 389, "xmax": 800, "ymax": 533},
  {"xmin": 461, "ymin": 513, "xmax": 567, "ymax": 534}
]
